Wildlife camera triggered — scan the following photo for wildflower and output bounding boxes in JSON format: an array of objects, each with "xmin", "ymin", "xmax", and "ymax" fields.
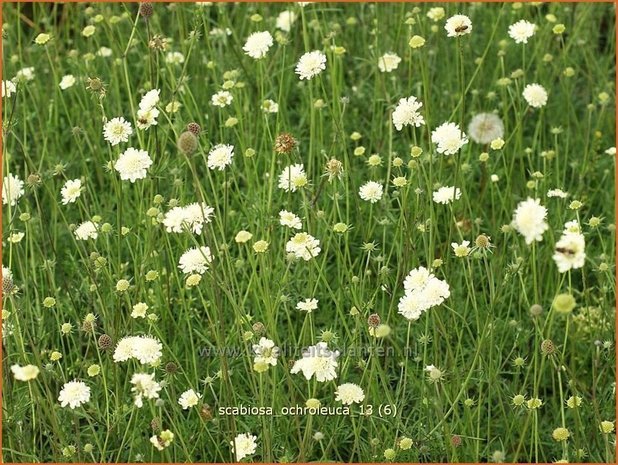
[
  {"xmin": 2, "ymin": 80, "xmax": 16, "ymax": 98},
  {"xmin": 335, "ymin": 383, "xmax": 365, "ymax": 405},
  {"xmin": 523, "ymin": 83, "xmax": 548, "ymax": 108},
  {"xmin": 2, "ymin": 174, "xmax": 25, "ymax": 206},
  {"xmin": 165, "ymin": 51, "xmax": 185, "ymax": 65},
  {"xmin": 295, "ymin": 50, "xmax": 327, "ymax": 80},
  {"xmin": 392, "ymin": 96, "xmax": 425, "ymax": 130},
  {"xmin": 59, "ymin": 74, "xmax": 76, "ymax": 90},
  {"xmin": 114, "ymin": 335, "xmax": 163, "ymax": 365},
  {"xmin": 359, "ymin": 181, "xmax": 383, "ymax": 203},
  {"xmin": 468, "ymin": 113, "xmax": 504, "ymax": 144},
  {"xmin": 253, "ymin": 337, "xmax": 280, "ymax": 366},
  {"xmin": 163, "ymin": 202, "xmax": 214, "ymax": 235},
  {"xmin": 276, "ymin": 10, "xmax": 297, "ymax": 32},
  {"xmin": 512, "ymin": 198, "xmax": 548, "ymax": 244},
  {"xmin": 262, "ymin": 99, "xmax": 279, "ymax": 113},
  {"xmin": 131, "ymin": 373, "xmax": 162, "ymax": 407},
  {"xmin": 61, "ymin": 179, "xmax": 82, "ymax": 205},
  {"xmin": 431, "ymin": 122, "xmax": 468, "ymax": 155},
  {"xmin": 445, "ymin": 14, "xmax": 472, "ymax": 37},
  {"xmin": 131, "ymin": 302, "xmax": 149, "ymax": 319},
  {"xmin": 253, "ymin": 240, "xmax": 269, "ymax": 253},
  {"xmin": 296, "ymin": 298, "xmax": 318, "ymax": 313},
  {"xmin": 231, "ymin": 433, "xmax": 258, "ymax": 461},
  {"xmin": 552, "ymin": 427, "xmax": 570, "ymax": 442},
  {"xmin": 291, "ymin": 342, "xmax": 339, "ymax": 382},
  {"xmin": 74, "ymin": 221, "xmax": 99, "ymax": 240},
  {"xmin": 114, "ymin": 148, "xmax": 152, "ymax": 182},
  {"xmin": 151, "ymin": 430, "xmax": 174, "ymax": 451},
  {"xmin": 10, "ymin": 364, "xmax": 40, "ymax": 381},
  {"xmin": 103, "ymin": 117, "xmax": 133, "ymax": 146},
  {"xmin": 279, "ymin": 210, "xmax": 302, "ymax": 229},
  {"xmin": 384, "ymin": 449, "xmax": 396, "ymax": 460},
  {"xmin": 243, "ymin": 31, "xmax": 273, "ymax": 59},
  {"xmin": 398, "ymin": 266, "xmax": 450, "ymax": 321},
  {"xmin": 87, "ymin": 364, "xmax": 100, "ymax": 377},
  {"xmin": 278, "ymin": 164, "xmax": 308, "ymax": 192},
  {"xmin": 137, "ymin": 107, "xmax": 159, "ymax": 130},
  {"xmin": 552, "ymin": 293, "xmax": 576, "ymax": 314},
  {"xmin": 526, "ymin": 397, "xmax": 543, "ymax": 409},
  {"xmin": 553, "ymin": 230, "xmax": 585, "ymax": 273},
  {"xmin": 286, "ymin": 232, "xmax": 321, "ymax": 260},
  {"xmin": 432, "ymin": 186, "xmax": 461, "ymax": 204},
  {"xmin": 427, "ymin": 7, "xmax": 445, "ymax": 21},
  {"xmin": 599, "ymin": 421, "xmax": 615, "ymax": 434},
  {"xmin": 235, "ymin": 230, "xmax": 253, "ymax": 243},
  {"xmin": 409, "ymin": 35, "xmax": 425, "ymax": 48},
  {"xmin": 452, "ymin": 240, "xmax": 471, "ymax": 257},
  {"xmin": 512, "ymin": 394, "xmax": 526, "ymax": 407},
  {"xmin": 178, "ymin": 389, "xmax": 202, "ymax": 409},
  {"xmin": 178, "ymin": 246, "xmax": 213, "ymax": 274},
  {"xmin": 211, "ymin": 90, "xmax": 233, "ymax": 107},
  {"xmin": 207, "ymin": 144, "xmax": 234, "ymax": 170},
  {"xmin": 378, "ymin": 52, "xmax": 401, "ymax": 73},
  {"xmin": 547, "ymin": 188, "xmax": 568, "ymax": 198},
  {"xmin": 274, "ymin": 133, "xmax": 297, "ymax": 154},
  {"xmin": 566, "ymin": 395, "xmax": 582, "ymax": 408},
  {"xmin": 425, "ymin": 364, "xmax": 445, "ymax": 383},
  {"xmin": 58, "ymin": 380, "xmax": 91, "ymax": 409},
  {"xmin": 508, "ymin": 20, "xmax": 536, "ymax": 44},
  {"xmin": 34, "ymin": 33, "xmax": 51, "ymax": 45}
]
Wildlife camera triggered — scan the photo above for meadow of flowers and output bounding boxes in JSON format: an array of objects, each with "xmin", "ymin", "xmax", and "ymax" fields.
[{"xmin": 1, "ymin": 2, "xmax": 616, "ymax": 463}]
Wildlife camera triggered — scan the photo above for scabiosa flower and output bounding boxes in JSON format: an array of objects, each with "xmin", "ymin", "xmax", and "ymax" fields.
[
  {"xmin": 10, "ymin": 364, "xmax": 40, "ymax": 381},
  {"xmin": 59, "ymin": 74, "xmax": 76, "ymax": 90},
  {"xmin": 178, "ymin": 389, "xmax": 202, "ymax": 409},
  {"xmin": 335, "ymin": 383, "xmax": 365, "ymax": 405},
  {"xmin": 508, "ymin": 20, "xmax": 536, "ymax": 44},
  {"xmin": 2, "ymin": 80, "xmax": 16, "ymax": 98},
  {"xmin": 61, "ymin": 179, "xmax": 82, "ymax": 205},
  {"xmin": 398, "ymin": 266, "xmax": 450, "ymax": 321},
  {"xmin": 274, "ymin": 133, "xmax": 297, "ymax": 154},
  {"xmin": 392, "ymin": 96, "xmax": 425, "ymax": 130},
  {"xmin": 74, "ymin": 221, "xmax": 98, "ymax": 240},
  {"xmin": 512, "ymin": 198, "xmax": 549, "ymax": 244},
  {"xmin": 432, "ymin": 186, "xmax": 461, "ymax": 204},
  {"xmin": 276, "ymin": 10, "xmax": 297, "ymax": 32},
  {"xmin": 291, "ymin": 342, "xmax": 339, "ymax": 382},
  {"xmin": 211, "ymin": 90, "xmax": 233, "ymax": 107},
  {"xmin": 378, "ymin": 52, "xmax": 401, "ymax": 73},
  {"xmin": 296, "ymin": 298, "xmax": 318, "ymax": 313},
  {"xmin": 547, "ymin": 188, "xmax": 568, "ymax": 198},
  {"xmin": 114, "ymin": 148, "xmax": 153, "ymax": 182},
  {"xmin": 136, "ymin": 107, "xmax": 160, "ymax": 130},
  {"xmin": 553, "ymin": 230, "xmax": 585, "ymax": 273},
  {"xmin": 278, "ymin": 164, "xmax": 308, "ymax": 192},
  {"xmin": 431, "ymin": 122, "xmax": 468, "ymax": 155},
  {"xmin": 2, "ymin": 174, "xmax": 25, "ymax": 206},
  {"xmin": 522, "ymin": 83, "xmax": 548, "ymax": 108},
  {"xmin": 452, "ymin": 240, "xmax": 471, "ymax": 257},
  {"xmin": 231, "ymin": 433, "xmax": 258, "ymax": 461},
  {"xmin": 253, "ymin": 337, "xmax": 280, "ymax": 366},
  {"xmin": 468, "ymin": 113, "xmax": 504, "ymax": 144},
  {"xmin": 207, "ymin": 144, "xmax": 234, "ymax": 170},
  {"xmin": 139, "ymin": 89, "xmax": 160, "ymax": 111},
  {"xmin": 243, "ymin": 31, "xmax": 274, "ymax": 59},
  {"xmin": 445, "ymin": 14, "xmax": 472, "ymax": 37},
  {"xmin": 359, "ymin": 181, "xmax": 383, "ymax": 203},
  {"xmin": 103, "ymin": 117, "xmax": 133, "ymax": 146},
  {"xmin": 279, "ymin": 210, "xmax": 302, "ymax": 229},
  {"xmin": 151, "ymin": 430, "xmax": 174, "ymax": 451},
  {"xmin": 178, "ymin": 246, "xmax": 213, "ymax": 274},
  {"xmin": 286, "ymin": 232, "xmax": 321, "ymax": 261},
  {"xmin": 295, "ymin": 50, "xmax": 327, "ymax": 80},
  {"xmin": 113, "ymin": 335, "xmax": 163, "ymax": 365},
  {"xmin": 131, "ymin": 372, "xmax": 162, "ymax": 407},
  {"xmin": 262, "ymin": 99, "xmax": 279, "ymax": 113},
  {"xmin": 58, "ymin": 380, "xmax": 91, "ymax": 409}
]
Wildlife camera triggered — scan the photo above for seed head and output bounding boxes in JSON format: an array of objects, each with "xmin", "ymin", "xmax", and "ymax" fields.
[
  {"xmin": 529, "ymin": 304, "xmax": 543, "ymax": 317},
  {"xmin": 274, "ymin": 133, "xmax": 297, "ymax": 154},
  {"xmin": 475, "ymin": 234, "xmax": 491, "ymax": 249},
  {"xmin": 199, "ymin": 404, "xmax": 213, "ymax": 421},
  {"xmin": 150, "ymin": 416, "xmax": 161, "ymax": 433},
  {"xmin": 164, "ymin": 361, "xmax": 178, "ymax": 374},
  {"xmin": 139, "ymin": 2, "xmax": 154, "ymax": 20},
  {"xmin": 98, "ymin": 334, "xmax": 113, "ymax": 350},
  {"xmin": 252, "ymin": 322, "xmax": 265, "ymax": 335},
  {"xmin": 186, "ymin": 122, "xmax": 201, "ymax": 136},
  {"xmin": 325, "ymin": 158, "xmax": 344, "ymax": 181},
  {"xmin": 177, "ymin": 131, "xmax": 198, "ymax": 155},
  {"xmin": 367, "ymin": 313, "xmax": 381, "ymax": 328},
  {"xmin": 450, "ymin": 435, "xmax": 462, "ymax": 448},
  {"xmin": 541, "ymin": 339, "xmax": 555, "ymax": 356}
]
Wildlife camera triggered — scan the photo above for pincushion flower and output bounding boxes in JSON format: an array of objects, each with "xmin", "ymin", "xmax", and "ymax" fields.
[
  {"xmin": 178, "ymin": 389, "xmax": 202, "ymax": 409},
  {"xmin": 131, "ymin": 372, "xmax": 162, "ymax": 407},
  {"xmin": 523, "ymin": 83, "xmax": 548, "ymax": 108},
  {"xmin": 114, "ymin": 148, "xmax": 152, "ymax": 182},
  {"xmin": 398, "ymin": 266, "xmax": 450, "ymax": 321},
  {"xmin": 512, "ymin": 198, "xmax": 548, "ymax": 244},
  {"xmin": 359, "ymin": 181, "xmax": 384, "ymax": 203},
  {"xmin": 468, "ymin": 113, "xmax": 504, "ymax": 144},
  {"xmin": 553, "ymin": 224, "xmax": 586, "ymax": 272},
  {"xmin": 103, "ymin": 117, "xmax": 133, "ymax": 146},
  {"xmin": 431, "ymin": 122, "xmax": 468, "ymax": 155},
  {"xmin": 279, "ymin": 210, "xmax": 302, "ymax": 229},
  {"xmin": 286, "ymin": 232, "xmax": 321, "ymax": 261},
  {"xmin": 207, "ymin": 144, "xmax": 234, "ymax": 170},
  {"xmin": 508, "ymin": 20, "xmax": 536, "ymax": 44},
  {"xmin": 11, "ymin": 364, "xmax": 40, "ymax": 381},
  {"xmin": 378, "ymin": 52, "xmax": 401, "ymax": 73},
  {"xmin": 2, "ymin": 174, "xmax": 24, "ymax": 206},
  {"xmin": 231, "ymin": 433, "xmax": 258, "ymax": 461},
  {"xmin": 432, "ymin": 186, "xmax": 461, "ymax": 204},
  {"xmin": 114, "ymin": 336, "xmax": 163, "ymax": 365},
  {"xmin": 295, "ymin": 50, "xmax": 327, "ymax": 80},
  {"xmin": 278, "ymin": 164, "xmax": 308, "ymax": 192},
  {"xmin": 291, "ymin": 342, "xmax": 339, "ymax": 382},
  {"xmin": 59, "ymin": 74, "xmax": 76, "ymax": 90},
  {"xmin": 178, "ymin": 246, "xmax": 213, "ymax": 274},
  {"xmin": 243, "ymin": 31, "xmax": 274, "ymax": 59},
  {"xmin": 253, "ymin": 337, "xmax": 280, "ymax": 366},
  {"xmin": 445, "ymin": 14, "xmax": 472, "ymax": 37},
  {"xmin": 276, "ymin": 10, "xmax": 297, "ymax": 32},
  {"xmin": 211, "ymin": 90, "xmax": 233, "ymax": 107},
  {"xmin": 74, "ymin": 221, "xmax": 98, "ymax": 240},
  {"xmin": 61, "ymin": 179, "xmax": 82, "ymax": 205},
  {"xmin": 392, "ymin": 96, "xmax": 425, "ymax": 130},
  {"xmin": 58, "ymin": 380, "xmax": 91, "ymax": 409},
  {"xmin": 335, "ymin": 383, "xmax": 365, "ymax": 405}
]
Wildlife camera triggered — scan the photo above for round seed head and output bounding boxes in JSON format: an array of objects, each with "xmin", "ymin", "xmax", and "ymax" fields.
[
  {"xmin": 177, "ymin": 131, "xmax": 198, "ymax": 155},
  {"xmin": 252, "ymin": 322, "xmax": 265, "ymax": 335},
  {"xmin": 187, "ymin": 122, "xmax": 201, "ymax": 135},
  {"xmin": 164, "ymin": 361, "xmax": 178, "ymax": 374},
  {"xmin": 367, "ymin": 313, "xmax": 381, "ymax": 328},
  {"xmin": 98, "ymin": 334, "xmax": 113, "ymax": 350},
  {"xmin": 139, "ymin": 2, "xmax": 154, "ymax": 19},
  {"xmin": 274, "ymin": 133, "xmax": 297, "ymax": 154},
  {"xmin": 541, "ymin": 339, "xmax": 555, "ymax": 356}
]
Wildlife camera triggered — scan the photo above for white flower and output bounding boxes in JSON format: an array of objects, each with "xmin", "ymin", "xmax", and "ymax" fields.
[
  {"xmin": 207, "ymin": 144, "xmax": 234, "ymax": 170},
  {"xmin": 114, "ymin": 148, "xmax": 153, "ymax": 182},
  {"xmin": 178, "ymin": 389, "xmax": 202, "ymax": 409},
  {"xmin": 403, "ymin": 266, "xmax": 433, "ymax": 292},
  {"xmin": 564, "ymin": 220, "xmax": 581, "ymax": 234},
  {"xmin": 523, "ymin": 83, "xmax": 548, "ymax": 108},
  {"xmin": 58, "ymin": 380, "xmax": 90, "ymax": 409},
  {"xmin": 392, "ymin": 96, "xmax": 425, "ymax": 130},
  {"xmin": 61, "ymin": 179, "xmax": 82, "ymax": 205},
  {"xmin": 286, "ymin": 232, "xmax": 321, "ymax": 261},
  {"xmin": 163, "ymin": 202, "xmax": 214, "ymax": 235},
  {"xmin": 165, "ymin": 51, "xmax": 185, "ymax": 64},
  {"xmin": 553, "ymin": 231, "xmax": 585, "ymax": 273},
  {"xmin": 279, "ymin": 210, "xmax": 302, "ymax": 229},
  {"xmin": 262, "ymin": 99, "xmax": 279, "ymax": 113},
  {"xmin": 378, "ymin": 53, "xmax": 401, "ymax": 73},
  {"xmin": 359, "ymin": 181, "xmax": 383, "ymax": 203},
  {"xmin": 231, "ymin": 433, "xmax": 258, "ymax": 461},
  {"xmin": 211, "ymin": 90, "xmax": 233, "ymax": 107},
  {"xmin": 131, "ymin": 302, "xmax": 149, "ymax": 319},
  {"xmin": 295, "ymin": 50, "xmax": 327, "ymax": 80},
  {"xmin": 398, "ymin": 266, "xmax": 450, "ymax": 321},
  {"xmin": 10, "ymin": 364, "xmax": 40, "ymax": 381},
  {"xmin": 151, "ymin": 430, "xmax": 174, "ymax": 451},
  {"xmin": 253, "ymin": 337, "xmax": 280, "ymax": 366},
  {"xmin": 15, "ymin": 67, "xmax": 35, "ymax": 82},
  {"xmin": 276, "ymin": 10, "xmax": 297, "ymax": 32},
  {"xmin": 605, "ymin": 147, "xmax": 616, "ymax": 156},
  {"xmin": 139, "ymin": 89, "xmax": 160, "ymax": 111},
  {"xmin": 131, "ymin": 372, "xmax": 162, "ymax": 408},
  {"xmin": 136, "ymin": 107, "xmax": 160, "ymax": 130},
  {"xmin": 512, "ymin": 197, "xmax": 549, "ymax": 244},
  {"xmin": 74, "ymin": 221, "xmax": 98, "ymax": 240},
  {"xmin": 432, "ymin": 186, "xmax": 461, "ymax": 204},
  {"xmin": 103, "ymin": 117, "xmax": 133, "ymax": 146},
  {"xmin": 547, "ymin": 189, "xmax": 568, "ymax": 199},
  {"xmin": 2, "ymin": 80, "xmax": 16, "ymax": 98},
  {"xmin": 468, "ymin": 113, "xmax": 504, "ymax": 145},
  {"xmin": 291, "ymin": 342, "xmax": 339, "ymax": 382},
  {"xmin": 178, "ymin": 246, "xmax": 213, "ymax": 274},
  {"xmin": 113, "ymin": 336, "xmax": 163, "ymax": 365},
  {"xmin": 59, "ymin": 74, "xmax": 76, "ymax": 90},
  {"xmin": 431, "ymin": 122, "xmax": 468, "ymax": 155},
  {"xmin": 445, "ymin": 14, "xmax": 472, "ymax": 37},
  {"xmin": 243, "ymin": 31, "xmax": 274, "ymax": 59},
  {"xmin": 97, "ymin": 46, "xmax": 112, "ymax": 57},
  {"xmin": 335, "ymin": 383, "xmax": 365, "ymax": 405},
  {"xmin": 296, "ymin": 298, "xmax": 318, "ymax": 313},
  {"xmin": 278, "ymin": 164, "xmax": 308, "ymax": 192},
  {"xmin": 508, "ymin": 20, "xmax": 536, "ymax": 44},
  {"xmin": 2, "ymin": 174, "xmax": 24, "ymax": 206},
  {"xmin": 427, "ymin": 7, "xmax": 445, "ymax": 22},
  {"xmin": 451, "ymin": 240, "xmax": 471, "ymax": 257}
]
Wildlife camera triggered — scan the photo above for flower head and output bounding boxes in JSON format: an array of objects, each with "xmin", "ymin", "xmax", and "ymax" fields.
[
  {"xmin": 508, "ymin": 20, "xmax": 536, "ymax": 44},
  {"xmin": 512, "ymin": 198, "xmax": 548, "ymax": 244},
  {"xmin": 296, "ymin": 51, "xmax": 327, "ymax": 80},
  {"xmin": 335, "ymin": 383, "xmax": 365, "ymax": 405},
  {"xmin": 207, "ymin": 144, "xmax": 234, "ymax": 170},
  {"xmin": 291, "ymin": 342, "xmax": 339, "ymax": 382},
  {"xmin": 445, "ymin": 14, "xmax": 472, "ymax": 37},
  {"xmin": 61, "ymin": 179, "xmax": 82, "ymax": 205},
  {"xmin": 278, "ymin": 164, "xmax": 308, "ymax": 192},
  {"xmin": 378, "ymin": 53, "xmax": 401, "ymax": 73},
  {"xmin": 243, "ymin": 31, "xmax": 274, "ymax": 59},
  {"xmin": 286, "ymin": 232, "xmax": 321, "ymax": 261},
  {"xmin": 432, "ymin": 122, "xmax": 468, "ymax": 155},
  {"xmin": 359, "ymin": 181, "xmax": 383, "ymax": 203},
  {"xmin": 178, "ymin": 389, "xmax": 202, "ymax": 409},
  {"xmin": 58, "ymin": 380, "xmax": 91, "ymax": 409},
  {"xmin": 114, "ymin": 148, "xmax": 152, "ymax": 182},
  {"xmin": 468, "ymin": 113, "xmax": 504, "ymax": 145},
  {"xmin": 2, "ymin": 174, "xmax": 24, "ymax": 206},
  {"xmin": 523, "ymin": 83, "xmax": 548, "ymax": 108},
  {"xmin": 392, "ymin": 96, "xmax": 425, "ymax": 130},
  {"xmin": 432, "ymin": 186, "xmax": 461, "ymax": 205},
  {"xmin": 178, "ymin": 246, "xmax": 213, "ymax": 274},
  {"xmin": 231, "ymin": 433, "xmax": 258, "ymax": 461},
  {"xmin": 103, "ymin": 117, "xmax": 133, "ymax": 146}
]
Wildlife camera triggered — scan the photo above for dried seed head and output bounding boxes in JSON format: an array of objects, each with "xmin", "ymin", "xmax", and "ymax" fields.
[
  {"xmin": 164, "ymin": 361, "xmax": 178, "ymax": 374},
  {"xmin": 199, "ymin": 404, "xmax": 213, "ymax": 421},
  {"xmin": 139, "ymin": 2, "xmax": 154, "ymax": 20},
  {"xmin": 475, "ymin": 234, "xmax": 491, "ymax": 249},
  {"xmin": 149, "ymin": 34, "xmax": 167, "ymax": 51},
  {"xmin": 450, "ymin": 435, "xmax": 462, "ymax": 448},
  {"xmin": 252, "ymin": 322, "xmax": 265, "ymax": 335},
  {"xmin": 150, "ymin": 416, "xmax": 161, "ymax": 433},
  {"xmin": 26, "ymin": 173, "xmax": 42, "ymax": 187},
  {"xmin": 274, "ymin": 133, "xmax": 297, "ymax": 154},
  {"xmin": 177, "ymin": 131, "xmax": 198, "ymax": 155},
  {"xmin": 98, "ymin": 334, "xmax": 113, "ymax": 350},
  {"xmin": 187, "ymin": 122, "xmax": 201, "ymax": 136},
  {"xmin": 367, "ymin": 313, "xmax": 381, "ymax": 328},
  {"xmin": 86, "ymin": 77, "xmax": 105, "ymax": 93},
  {"xmin": 81, "ymin": 319, "xmax": 96, "ymax": 334},
  {"xmin": 529, "ymin": 304, "xmax": 543, "ymax": 317},
  {"xmin": 325, "ymin": 158, "xmax": 344, "ymax": 181},
  {"xmin": 541, "ymin": 339, "xmax": 555, "ymax": 356},
  {"xmin": 2, "ymin": 274, "xmax": 14, "ymax": 295}
]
